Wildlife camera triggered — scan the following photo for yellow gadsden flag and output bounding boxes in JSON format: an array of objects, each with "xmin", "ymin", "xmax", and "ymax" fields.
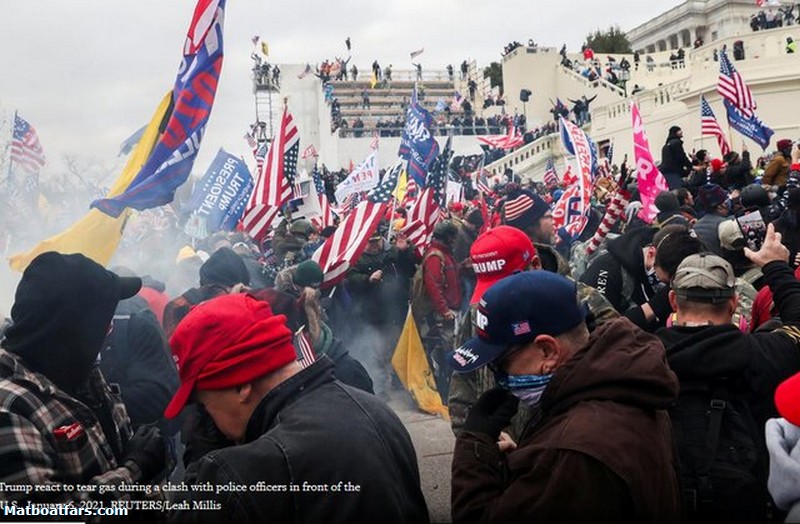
[
  {"xmin": 9, "ymin": 92, "xmax": 172, "ymax": 272},
  {"xmin": 392, "ymin": 168, "xmax": 407, "ymax": 203},
  {"xmin": 391, "ymin": 306, "xmax": 450, "ymax": 419}
]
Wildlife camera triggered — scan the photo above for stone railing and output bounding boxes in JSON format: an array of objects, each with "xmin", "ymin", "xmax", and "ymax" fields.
[{"xmin": 558, "ymin": 64, "xmax": 627, "ymax": 98}]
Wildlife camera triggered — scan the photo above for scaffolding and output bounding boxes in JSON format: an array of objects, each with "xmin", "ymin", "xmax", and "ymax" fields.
[{"xmin": 251, "ymin": 56, "xmax": 280, "ymax": 142}]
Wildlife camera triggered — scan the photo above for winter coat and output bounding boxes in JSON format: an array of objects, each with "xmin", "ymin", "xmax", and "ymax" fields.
[
  {"xmin": 693, "ymin": 212, "xmax": 726, "ymax": 256},
  {"xmin": 420, "ymin": 240, "xmax": 461, "ymax": 316},
  {"xmin": 345, "ymin": 245, "xmax": 416, "ymax": 327},
  {"xmin": 657, "ymin": 261, "xmax": 800, "ymax": 427},
  {"xmin": 724, "ymin": 151, "xmax": 753, "ymax": 190},
  {"xmin": 660, "ymin": 136, "xmax": 693, "ymax": 177},
  {"xmin": 579, "ymin": 227, "xmax": 657, "ymax": 313},
  {"xmin": 180, "ymin": 358, "xmax": 429, "ymax": 523},
  {"xmin": 452, "ymin": 317, "xmax": 681, "ymax": 522},
  {"xmin": 763, "ymin": 154, "xmax": 790, "ymax": 187}
]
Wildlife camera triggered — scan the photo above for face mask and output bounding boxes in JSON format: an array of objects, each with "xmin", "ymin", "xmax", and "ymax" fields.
[{"xmin": 494, "ymin": 370, "xmax": 553, "ymax": 408}]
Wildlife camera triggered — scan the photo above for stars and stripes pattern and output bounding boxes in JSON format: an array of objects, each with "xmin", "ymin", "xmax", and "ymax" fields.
[
  {"xmin": 301, "ymin": 144, "xmax": 318, "ymax": 160},
  {"xmin": 294, "ymin": 326, "xmax": 317, "ymax": 369},
  {"xmin": 244, "ymin": 130, "xmax": 268, "ymax": 174},
  {"xmin": 717, "ymin": 49, "xmax": 756, "ymax": 118},
  {"xmin": 11, "ymin": 114, "xmax": 46, "ymax": 173},
  {"xmin": 312, "ymin": 163, "xmax": 402, "ymax": 287},
  {"xmin": 403, "ymin": 138, "xmax": 452, "ymax": 257},
  {"xmin": 475, "ymin": 165, "xmax": 492, "ymax": 195},
  {"xmin": 242, "ymin": 107, "xmax": 300, "ymax": 241},
  {"xmin": 310, "ymin": 166, "xmax": 336, "ymax": 230},
  {"xmin": 543, "ymin": 157, "xmax": 559, "ymax": 187},
  {"xmin": 477, "ymin": 121, "xmax": 524, "ymax": 150},
  {"xmin": 700, "ymin": 96, "xmax": 731, "ymax": 157}
]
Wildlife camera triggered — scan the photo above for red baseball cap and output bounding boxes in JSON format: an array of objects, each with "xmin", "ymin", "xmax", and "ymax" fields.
[
  {"xmin": 164, "ymin": 294, "xmax": 296, "ymax": 419},
  {"xmin": 776, "ymin": 371, "xmax": 800, "ymax": 426},
  {"xmin": 710, "ymin": 158, "xmax": 727, "ymax": 171},
  {"xmin": 469, "ymin": 226, "xmax": 536, "ymax": 305}
]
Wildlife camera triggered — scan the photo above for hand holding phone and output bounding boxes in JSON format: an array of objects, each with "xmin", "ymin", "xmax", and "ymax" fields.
[
  {"xmin": 744, "ymin": 223, "xmax": 790, "ymax": 267},
  {"xmin": 736, "ymin": 209, "xmax": 767, "ymax": 252}
]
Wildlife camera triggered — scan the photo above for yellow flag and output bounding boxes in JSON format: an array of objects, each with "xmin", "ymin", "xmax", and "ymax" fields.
[
  {"xmin": 9, "ymin": 92, "xmax": 172, "ymax": 272},
  {"xmin": 391, "ymin": 307, "xmax": 450, "ymax": 419},
  {"xmin": 393, "ymin": 169, "xmax": 407, "ymax": 203},
  {"xmin": 261, "ymin": 41, "xmax": 269, "ymax": 57},
  {"xmin": 370, "ymin": 71, "xmax": 378, "ymax": 89}
]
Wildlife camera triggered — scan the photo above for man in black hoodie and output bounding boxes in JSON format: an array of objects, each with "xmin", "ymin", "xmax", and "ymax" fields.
[
  {"xmin": 0, "ymin": 252, "xmax": 167, "ymax": 503},
  {"xmin": 579, "ymin": 226, "xmax": 659, "ymax": 313},
  {"xmin": 656, "ymin": 227, "xmax": 800, "ymax": 521}
]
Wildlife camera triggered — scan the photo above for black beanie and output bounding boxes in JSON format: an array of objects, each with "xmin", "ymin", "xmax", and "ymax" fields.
[{"xmin": 199, "ymin": 247, "xmax": 250, "ymax": 287}]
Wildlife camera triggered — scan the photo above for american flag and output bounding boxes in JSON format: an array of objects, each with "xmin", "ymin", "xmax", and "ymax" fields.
[
  {"xmin": 543, "ymin": 158, "xmax": 559, "ymax": 187},
  {"xmin": 717, "ymin": 49, "xmax": 755, "ymax": 118},
  {"xmin": 403, "ymin": 138, "xmax": 451, "ymax": 257},
  {"xmin": 477, "ymin": 121, "xmax": 524, "ymax": 150},
  {"xmin": 11, "ymin": 114, "xmax": 46, "ymax": 173},
  {"xmin": 370, "ymin": 131, "xmax": 380, "ymax": 151},
  {"xmin": 244, "ymin": 130, "xmax": 268, "ymax": 174},
  {"xmin": 700, "ymin": 96, "xmax": 731, "ymax": 157},
  {"xmin": 451, "ymin": 90, "xmax": 464, "ymax": 112},
  {"xmin": 310, "ymin": 166, "xmax": 336, "ymax": 229},
  {"xmin": 474, "ymin": 161, "xmax": 492, "ymax": 195},
  {"xmin": 242, "ymin": 107, "xmax": 299, "ymax": 241},
  {"xmin": 294, "ymin": 326, "xmax": 317, "ymax": 369},
  {"xmin": 605, "ymin": 140, "xmax": 614, "ymax": 166},
  {"xmin": 312, "ymin": 163, "xmax": 401, "ymax": 287}
]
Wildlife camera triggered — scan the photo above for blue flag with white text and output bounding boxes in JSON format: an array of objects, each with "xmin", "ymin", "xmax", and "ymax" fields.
[
  {"xmin": 399, "ymin": 87, "xmax": 440, "ymax": 186},
  {"xmin": 187, "ymin": 149, "xmax": 253, "ymax": 232},
  {"xmin": 93, "ymin": 0, "xmax": 226, "ymax": 217},
  {"xmin": 723, "ymin": 99, "xmax": 774, "ymax": 151}
]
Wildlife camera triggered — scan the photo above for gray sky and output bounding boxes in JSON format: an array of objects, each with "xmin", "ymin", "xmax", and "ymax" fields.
[{"xmin": 0, "ymin": 0, "xmax": 683, "ymax": 182}]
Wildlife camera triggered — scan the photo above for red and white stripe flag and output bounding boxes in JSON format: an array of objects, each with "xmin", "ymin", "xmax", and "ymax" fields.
[
  {"xmin": 242, "ymin": 107, "xmax": 300, "ymax": 241},
  {"xmin": 717, "ymin": 49, "xmax": 756, "ymax": 118},
  {"xmin": 302, "ymin": 144, "xmax": 318, "ymax": 159},
  {"xmin": 11, "ymin": 114, "xmax": 46, "ymax": 173},
  {"xmin": 294, "ymin": 326, "xmax": 317, "ymax": 369},
  {"xmin": 313, "ymin": 163, "xmax": 402, "ymax": 287},
  {"xmin": 700, "ymin": 96, "xmax": 731, "ymax": 157}
]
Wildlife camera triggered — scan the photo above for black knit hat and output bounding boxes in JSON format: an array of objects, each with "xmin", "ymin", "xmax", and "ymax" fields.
[{"xmin": 199, "ymin": 247, "xmax": 250, "ymax": 287}]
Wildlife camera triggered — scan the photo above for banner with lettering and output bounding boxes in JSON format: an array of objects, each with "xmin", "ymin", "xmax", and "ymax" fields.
[
  {"xmin": 334, "ymin": 150, "xmax": 379, "ymax": 203},
  {"xmin": 554, "ymin": 118, "xmax": 593, "ymax": 238},
  {"xmin": 724, "ymin": 99, "xmax": 774, "ymax": 150},
  {"xmin": 398, "ymin": 87, "xmax": 440, "ymax": 186},
  {"xmin": 93, "ymin": 0, "xmax": 226, "ymax": 217},
  {"xmin": 631, "ymin": 102, "xmax": 668, "ymax": 223},
  {"xmin": 187, "ymin": 148, "xmax": 253, "ymax": 232}
]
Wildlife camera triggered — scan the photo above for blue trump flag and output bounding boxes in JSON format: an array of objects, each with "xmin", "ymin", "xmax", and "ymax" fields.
[
  {"xmin": 187, "ymin": 149, "xmax": 253, "ymax": 232},
  {"xmin": 93, "ymin": 0, "xmax": 226, "ymax": 217},
  {"xmin": 398, "ymin": 87, "xmax": 440, "ymax": 186},
  {"xmin": 724, "ymin": 99, "xmax": 774, "ymax": 151}
]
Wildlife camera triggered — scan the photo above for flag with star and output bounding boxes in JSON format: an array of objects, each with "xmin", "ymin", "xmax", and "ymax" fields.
[{"xmin": 313, "ymin": 161, "xmax": 402, "ymax": 287}]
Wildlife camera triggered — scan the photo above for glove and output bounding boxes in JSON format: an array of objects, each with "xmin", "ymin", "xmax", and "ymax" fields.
[
  {"xmin": 123, "ymin": 425, "xmax": 167, "ymax": 481},
  {"xmin": 464, "ymin": 387, "xmax": 519, "ymax": 439},
  {"xmin": 648, "ymin": 286, "xmax": 673, "ymax": 322}
]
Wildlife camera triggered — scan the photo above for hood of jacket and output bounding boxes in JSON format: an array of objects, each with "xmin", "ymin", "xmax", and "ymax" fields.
[
  {"xmin": 656, "ymin": 324, "xmax": 751, "ymax": 381},
  {"xmin": 606, "ymin": 226, "xmax": 656, "ymax": 279},
  {"xmin": 533, "ymin": 243, "xmax": 570, "ymax": 276},
  {"xmin": 543, "ymin": 317, "xmax": 678, "ymax": 417}
]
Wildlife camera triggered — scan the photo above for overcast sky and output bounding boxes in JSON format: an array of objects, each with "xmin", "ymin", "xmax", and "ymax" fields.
[{"xmin": 0, "ymin": 0, "xmax": 683, "ymax": 182}]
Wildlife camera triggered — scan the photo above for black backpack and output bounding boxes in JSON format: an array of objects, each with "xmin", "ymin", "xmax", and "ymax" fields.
[{"xmin": 670, "ymin": 379, "xmax": 770, "ymax": 522}]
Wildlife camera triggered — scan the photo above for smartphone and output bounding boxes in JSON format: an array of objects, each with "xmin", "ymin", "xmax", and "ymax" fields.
[{"xmin": 735, "ymin": 209, "xmax": 767, "ymax": 251}]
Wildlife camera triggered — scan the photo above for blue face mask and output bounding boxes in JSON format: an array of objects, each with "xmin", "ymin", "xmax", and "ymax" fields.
[{"xmin": 494, "ymin": 370, "xmax": 554, "ymax": 407}]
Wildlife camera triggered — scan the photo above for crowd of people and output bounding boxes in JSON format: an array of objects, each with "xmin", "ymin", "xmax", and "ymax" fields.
[
  {"xmin": 751, "ymin": 6, "xmax": 798, "ymax": 31},
  {"xmin": 2, "ymin": 119, "xmax": 800, "ymax": 521}
]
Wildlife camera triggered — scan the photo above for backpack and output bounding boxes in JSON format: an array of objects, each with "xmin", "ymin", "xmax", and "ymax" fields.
[{"xmin": 669, "ymin": 379, "xmax": 769, "ymax": 522}]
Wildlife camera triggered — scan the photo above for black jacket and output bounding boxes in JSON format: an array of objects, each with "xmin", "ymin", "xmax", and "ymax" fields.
[
  {"xmin": 724, "ymin": 151, "xmax": 753, "ymax": 190},
  {"xmin": 179, "ymin": 358, "xmax": 429, "ymax": 523},
  {"xmin": 579, "ymin": 227, "xmax": 657, "ymax": 313},
  {"xmin": 345, "ymin": 246, "xmax": 416, "ymax": 327},
  {"xmin": 656, "ymin": 261, "xmax": 800, "ymax": 428},
  {"xmin": 660, "ymin": 136, "xmax": 693, "ymax": 177}
]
